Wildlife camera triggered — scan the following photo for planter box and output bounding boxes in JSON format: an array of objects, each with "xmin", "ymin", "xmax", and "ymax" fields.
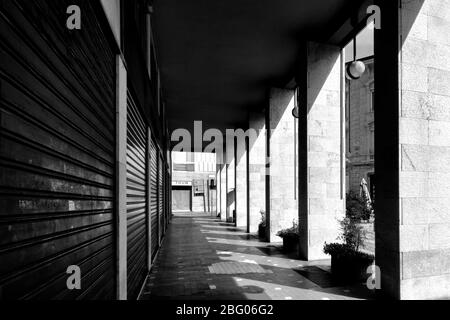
[
  {"xmin": 258, "ymin": 225, "xmax": 266, "ymax": 239},
  {"xmin": 282, "ymin": 236, "xmax": 299, "ymax": 253},
  {"xmin": 331, "ymin": 254, "xmax": 374, "ymax": 283}
]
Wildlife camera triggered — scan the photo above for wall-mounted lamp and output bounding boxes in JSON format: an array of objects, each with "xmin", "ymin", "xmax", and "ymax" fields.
[
  {"xmin": 292, "ymin": 106, "xmax": 300, "ymax": 119},
  {"xmin": 292, "ymin": 88, "xmax": 300, "ymax": 119},
  {"xmin": 346, "ymin": 36, "xmax": 366, "ymax": 80},
  {"xmin": 347, "ymin": 60, "xmax": 366, "ymax": 80}
]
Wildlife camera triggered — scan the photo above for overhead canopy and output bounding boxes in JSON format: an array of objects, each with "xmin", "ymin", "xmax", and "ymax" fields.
[{"xmin": 153, "ymin": 0, "xmax": 369, "ymax": 134}]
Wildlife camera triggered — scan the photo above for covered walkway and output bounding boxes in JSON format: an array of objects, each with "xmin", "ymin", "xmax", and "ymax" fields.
[
  {"xmin": 140, "ymin": 213, "xmax": 374, "ymax": 300},
  {"xmin": 2, "ymin": 0, "xmax": 450, "ymax": 301}
]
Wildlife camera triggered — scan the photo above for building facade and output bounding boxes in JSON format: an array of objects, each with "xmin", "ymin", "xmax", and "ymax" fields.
[
  {"xmin": 172, "ymin": 152, "xmax": 216, "ymax": 213},
  {"xmin": 346, "ymin": 57, "xmax": 375, "ymax": 199}
]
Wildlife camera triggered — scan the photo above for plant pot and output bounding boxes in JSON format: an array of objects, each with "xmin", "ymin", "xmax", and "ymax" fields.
[
  {"xmin": 282, "ymin": 236, "xmax": 299, "ymax": 253},
  {"xmin": 331, "ymin": 254, "xmax": 374, "ymax": 283},
  {"xmin": 258, "ymin": 225, "xmax": 266, "ymax": 239}
]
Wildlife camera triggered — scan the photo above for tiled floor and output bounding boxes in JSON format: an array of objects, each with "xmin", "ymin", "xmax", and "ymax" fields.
[{"xmin": 140, "ymin": 212, "xmax": 375, "ymax": 300}]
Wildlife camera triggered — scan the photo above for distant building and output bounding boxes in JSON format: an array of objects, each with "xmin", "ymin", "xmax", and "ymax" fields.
[
  {"xmin": 346, "ymin": 57, "xmax": 375, "ymax": 200},
  {"xmin": 171, "ymin": 152, "xmax": 217, "ymax": 212}
]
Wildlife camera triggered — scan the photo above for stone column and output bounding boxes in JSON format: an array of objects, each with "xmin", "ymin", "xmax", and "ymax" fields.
[
  {"xmin": 226, "ymin": 141, "xmax": 236, "ymax": 222},
  {"xmin": 216, "ymin": 154, "xmax": 221, "ymax": 218},
  {"xmin": 298, "ymin": 42, "xmax": 344, "ymax": 261},
  {"xmin": 375, "ymin": 0, "xmax": 450, "ymax": 300},
  {"xmin": 248, "ymin": 112, "xmax": 267, "ymax": 234},
  {"xmin": 235, "ymin": 136, "xmax": 248, "ymax": 228},
  {"xmin": 220, "ymin": 161, "xmax": 227, "ymax": 222},
  {"xmin": 267, "ymin": 88, "xmax": 298, "ymax": 243}
]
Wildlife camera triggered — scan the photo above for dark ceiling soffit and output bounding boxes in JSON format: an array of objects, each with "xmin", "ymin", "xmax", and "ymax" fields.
[
  {"xmin": 283, "ymin": 0, "xmax": 374, "ymax": 89},
  {"xmin": 327, "ymin": 0, "xmax": 376, "ymax": 46}
]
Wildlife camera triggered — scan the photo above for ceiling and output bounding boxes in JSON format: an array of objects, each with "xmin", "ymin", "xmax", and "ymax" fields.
[{"xmin": 153, "ymin": 0, "xmax": 366, "ymax": 134}]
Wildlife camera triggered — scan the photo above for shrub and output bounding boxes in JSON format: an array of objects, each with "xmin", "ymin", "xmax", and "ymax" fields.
[
  {"xmin": 277, "ymin": 221, "xmax": 299, "ymax": 240},
  {"xmin": 323, "ymin": 217, "xmax": 369, "ymax": 258},
  {"xmin": 339, "ymin": 218, "xmax": 367, "ymax": 251},
  {"xmin": 259, "ymin": 210, "xmax": 266, "ymax": 228},
  {"xmin": 346, "ymin": 192, "xmax": 372, "ymax": 221}
]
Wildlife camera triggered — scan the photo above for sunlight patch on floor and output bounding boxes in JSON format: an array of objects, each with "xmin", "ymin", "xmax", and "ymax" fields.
[{"xmin": 231, "ymin": 277, "xmax": 362, "ymax": 301}]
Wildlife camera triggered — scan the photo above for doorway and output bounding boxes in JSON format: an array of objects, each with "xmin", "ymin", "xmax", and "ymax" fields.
[{"xmin": 172, "ymin": 186, "xmax": 192, "ymax": 212}]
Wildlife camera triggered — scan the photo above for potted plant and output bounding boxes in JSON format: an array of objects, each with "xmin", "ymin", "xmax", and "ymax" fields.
[
  {"xmin": 277, "ymin": 221, "xmax": 300, "ymax": 252},
  {"xmin": 323, "ymin": 218, "xmax": 374, "ymax": 283},
  {"xmin": 258, "ymin": 211, "xmax": 266, "ymax": 239},
  {"xmin": 346, "ymin": 192, "xmax": 373, "ymax": 222}
]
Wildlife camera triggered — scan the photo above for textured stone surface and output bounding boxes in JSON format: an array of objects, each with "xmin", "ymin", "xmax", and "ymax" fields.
[
  {"xmin": 393, "ymin": 1, "xmax": 450, "ymax": 299},
  {"xmin": 220, "ymin": 164, "xmax": 227, "ymax": 221},
  {"xmin": 248, "ymin": 113, "xmax": 266, "ymax": 234},
  {"xmin": 235, "ymin": 136, "xmax": 248, "ymax": 228},
  {"xmin": 268, "ymin": 89, "xmax": 298, "ymax": 243},
  {"xmin": 226, "ymin": 142, "xmax": 236, "ymax": 221},
  {"xmin": 299, "ymin": 42, "xmax": 344, "ymax": 261}
]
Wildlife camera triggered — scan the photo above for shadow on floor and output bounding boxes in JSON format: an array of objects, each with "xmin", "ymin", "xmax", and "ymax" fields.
[{"xmin": 140, "ymin": 213, "xmax": 375, "ymax": 301}]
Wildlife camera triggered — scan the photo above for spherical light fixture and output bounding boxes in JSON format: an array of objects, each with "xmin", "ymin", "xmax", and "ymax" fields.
[
  {"xmin": 292, "ymin": 89, "xmax": 300, "ymax": 119},
  {"xmin": 346, "ymin": 60, "xmax": 366, "ymax": 80},
  {"xmin": 292, "ymin": 106, "xmax": 299, "ymax": 119}
]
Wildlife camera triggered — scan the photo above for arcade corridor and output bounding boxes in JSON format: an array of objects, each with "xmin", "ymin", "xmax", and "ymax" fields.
[
  {"xmin": 1, "ymin": 0, "xmax": 450, "ymax": 301},
  {"xmin": 140, "ymin": 213, "xmax": 374, "ymax": 300}
]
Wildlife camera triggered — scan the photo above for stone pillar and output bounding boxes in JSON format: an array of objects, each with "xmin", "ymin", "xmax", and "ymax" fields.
[
  {"xmin": 267, "ymin": 88, "xmax": 298, "ymax": 242},
  {"xmin": 220, "ymin": 162, "xmax": 227, "ymax": 221},
  {"xmin": 216, "ymin": 154, "xmax": 221, "ymax": 218},
  {"xmin": 298, "ymin": 42, "xmax": 344, "ymax": 261},
  {"xmin": 226, "ymin": 141, "xmax": 236, "ymax": 222},
  {"xmin": 248, "ymin": 112, "xmax": 267, "ymax": 234},
  {"xmin": 375, "ymin": 0, "xmax": 450, "ymax": 300},
  {"xmin": 235, "ymin": 136, "xmax": 248, "ymax": 228}
]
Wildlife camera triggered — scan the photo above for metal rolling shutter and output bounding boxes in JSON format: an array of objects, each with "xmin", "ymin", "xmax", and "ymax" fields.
[
  {"xmin": 0, "ymin": 0, "xmax": 116, "ymax": 299},
  {"xmin": 149, "ymin": 139, "xmax": 158, "ymax": 259},
  {"xmin": 126, "ymin": 92, "xmax": 148, "ymax": 300},
  {"xmin": 158, "ymin": 155, "xmax": 164, "ymax": 240}
]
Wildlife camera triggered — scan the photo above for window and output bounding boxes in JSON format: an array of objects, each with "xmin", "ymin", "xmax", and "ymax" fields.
[
  {"xmin": 186, "ymin": 152, "xmax": 195, "ymax": 163},
  {"xmin": 368, "ymin": 173, "xmax": 376, "ymax": 202},
  {"xmin": 370, "ymin": 90, "xmax": 375, "ymax": 112},
  {"xmin": 173, "ymin": 164, "xmax": 195, "ymax": 172},
  {"xmin": 346, "ymin": 84, "xmax": 351, "ymax": 154},
  {"xmin": 369, "ymin": 128, "xmax": 375, "ymax": 159}
]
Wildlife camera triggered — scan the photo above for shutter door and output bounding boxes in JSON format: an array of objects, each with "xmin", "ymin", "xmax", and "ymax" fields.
[
  {"xmin": 158, "ymin": 155, "xmax": 164, "ymax": 241},
  {"xmin": 149, "ymin": 139, "xmax": 158, "ymax": 259},
  {"xmin": 0, "ymin": 0, "xmax": 116, "ymax": 299},
  {"xmin": 126, "ymin": 92, "xmax": 147, "ymax": 300}
]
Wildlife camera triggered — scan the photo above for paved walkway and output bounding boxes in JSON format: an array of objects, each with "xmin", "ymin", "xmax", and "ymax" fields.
[{"xmin": 140, "ymin": 213, "xmax": 375, "ymax": 300}]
